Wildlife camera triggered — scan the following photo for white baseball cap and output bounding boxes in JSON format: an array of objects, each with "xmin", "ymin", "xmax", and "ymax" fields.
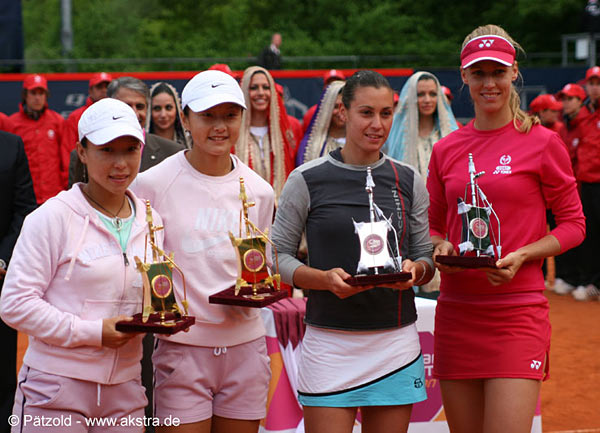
[
  {"xmin": 78, "ymin": 98, "xmax": 145, "ymax": 145},
  {"xmin": 182, "ymin": 70, "xmax": 246, "ymax": 112}
]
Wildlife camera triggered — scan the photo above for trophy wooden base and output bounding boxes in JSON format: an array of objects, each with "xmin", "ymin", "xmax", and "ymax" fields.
[
  {"xmin": 345, "ymin": 272, "xmax": 412, "ymax": 286},
  {"xmin": 435, "ymin": 255, "xmax": 497, "ymax": 269},
  {"xmin": 116, "ymin": 313, "xmax": 196, "ymax": 334},
  {"xmin": 209, "ymin": 285, "xmax": 288, "ymax": 308}
]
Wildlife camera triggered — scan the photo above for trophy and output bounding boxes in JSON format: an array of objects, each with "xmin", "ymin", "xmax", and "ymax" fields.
[
  {"xmin": 344, "ymin": 167, "xmax": 412, "ymax": 286},
  {"xmin": 208, "ymin": 178, "xmax": 287, "ymax": 308},
  {"xmin": 435, "ymin": 153, "xmax": 501, "ymax": 268},
  {"xmin": 116, "ymin": 201, "xmax": 195, "ymax": 334}
]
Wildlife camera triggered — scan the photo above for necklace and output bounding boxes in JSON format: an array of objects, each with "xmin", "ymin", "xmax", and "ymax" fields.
[{"xmin": 82, "ymin": 188, "xmax": 127, "ymax": 231}]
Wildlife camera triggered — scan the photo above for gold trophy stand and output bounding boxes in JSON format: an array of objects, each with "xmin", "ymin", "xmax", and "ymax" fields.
[
  {"xmin": 117, "ymin": 200, "xmax": 195, "ymax": 334},
  {"xmin": 209, "ymin": 178, "xmax": 287, "ymax": 308}
]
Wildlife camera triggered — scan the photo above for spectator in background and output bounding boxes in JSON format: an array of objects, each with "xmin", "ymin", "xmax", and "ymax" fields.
[
  {"xmin": 147, "ymin": 82, "xmax": 190, "ymax": 149},
  {"xmin": 0, "ymin": 131, "xmax": 37, "ymax": 433},
  {"xmin": 302, "ymin": 69, "xmax": 346, "ymax": 135},
  {"xmin": 550, "ymin": 83, "xmax": 590, "ymax": 297},
  {"xmin": 69, "ymin": 76, "xmax": 185, "ymax": 186},
  {"xmin": 235, "ymin": 66, "xmax": 295, "ymax": 199},
  {"xmin": 568, "ymin": 66, "xmax": 600, "ymax": 301},
  {"xmin": 258, "ymin": 33, "xmax": 282, "ymax": 70},
  {"xmin": 296, "ymin": 80, "xmax": 345, "ymax": 166},
  {"xmin": 9, "ymin": 74, "xmax": 65, "ymax": 204},
  {"xmin": 384, "ymin": 71, "xmax": 458, "ymax": 180},
  {"xmin": 557, "ymin": 83, "xmax": 589, "ymax": 177},
  {"xmin": 60, "ymin": 72, "xmax": 112, "ymax": 187},
  {"xmin": 529, "ymin": 93, "xmax": 566, "ymax": 135}
]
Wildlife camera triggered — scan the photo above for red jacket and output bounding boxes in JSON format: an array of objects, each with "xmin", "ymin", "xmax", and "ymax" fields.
[
  {"xmin": 544, "ymin": 120, "xmax": 566, "ymax": 137},
  {"xmin": 0, "ymin": 112, "xmax": 12, "ymax": 131},
  {"xmin": 9, "ymin": 105, "xmax": 65, "ymax": 204},
  {"xmin": 61, "ymin": 98, "xmax": 93, "ymax": 187},
  {"xmin": 560, "ymin": 106, "xmax": 590, "ymax": 177},
  {"xmin": 574, "ymin": 106, "xmax": 600, "ymax": 183}
]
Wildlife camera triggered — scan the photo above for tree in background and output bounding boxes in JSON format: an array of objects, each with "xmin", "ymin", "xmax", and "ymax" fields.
[{"xmin": 20, "ymin": 0, "xmax": 583, "ymax": 72}]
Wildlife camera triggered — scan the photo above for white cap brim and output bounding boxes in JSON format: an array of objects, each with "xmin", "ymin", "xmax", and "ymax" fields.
[
  {"xmin": 186, "ymin": 92, "xmax": 246, "ymax": 112},
  {"xmin": 84, "ymin": 123, "xmax": 145, "ymax": 145}
]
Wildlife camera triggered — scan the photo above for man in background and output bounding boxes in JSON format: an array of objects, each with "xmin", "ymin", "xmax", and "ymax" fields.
[
  {"xmin": 8, "ymin": 74, "xmax": 64, "ymax": 204},
  {"xmin": 68, "ymin": 76, "xmax": 185, "ymax": 186},
  {"xmin": 0, "ymin": 131, "xmax": 37, "ymax": 433},
  {"xmin": 259, "ymin": 33, "xmax": 282, "ymax": 70}
]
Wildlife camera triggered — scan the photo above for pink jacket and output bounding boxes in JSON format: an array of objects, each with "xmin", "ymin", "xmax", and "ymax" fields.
[{"xmin": 0, "ymin": 185, "xmax": 162, "ymax": 385}]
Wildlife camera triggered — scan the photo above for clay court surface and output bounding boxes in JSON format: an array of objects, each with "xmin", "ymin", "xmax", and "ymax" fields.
[{"xmin": 16, "ymin": 290, "xmax": 599, "ymax": 432}]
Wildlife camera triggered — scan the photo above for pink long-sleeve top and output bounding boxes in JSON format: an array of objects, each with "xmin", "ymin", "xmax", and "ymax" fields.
[{"xmin": 427, "ymin": 121, "xmax": 585, "ymax": 300}]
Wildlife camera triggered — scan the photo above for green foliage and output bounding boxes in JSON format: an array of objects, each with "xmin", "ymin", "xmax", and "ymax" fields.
[{"xmin": 20, "ymin": 0, "xmax": 586, "ymax": 72}]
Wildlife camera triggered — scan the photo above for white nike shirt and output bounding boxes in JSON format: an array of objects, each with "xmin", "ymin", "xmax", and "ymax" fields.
[{"xmin": 132, "ymin": 151, "xmax": 275, "ymax": 347}]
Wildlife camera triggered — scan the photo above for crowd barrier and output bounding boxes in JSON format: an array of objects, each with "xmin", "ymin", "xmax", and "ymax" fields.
[{"xmin": 0, "ymin": 66, "xmax": 589, "ymax": 124}]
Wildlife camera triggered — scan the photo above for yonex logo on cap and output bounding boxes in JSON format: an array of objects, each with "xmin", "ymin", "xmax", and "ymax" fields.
[{"xmin": 460, "ymin": 35, "xmax": 516, "ymax": 69}]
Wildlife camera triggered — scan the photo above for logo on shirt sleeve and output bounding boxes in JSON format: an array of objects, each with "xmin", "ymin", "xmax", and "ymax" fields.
[{"xmin": 493, "ymin": 154, "xmax": 512, "ymax": 175}]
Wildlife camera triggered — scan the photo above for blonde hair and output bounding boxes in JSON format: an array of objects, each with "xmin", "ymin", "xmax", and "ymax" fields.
[{"xmin": 462, "ymin": 24, "xmax": 539, "ymax": 134}]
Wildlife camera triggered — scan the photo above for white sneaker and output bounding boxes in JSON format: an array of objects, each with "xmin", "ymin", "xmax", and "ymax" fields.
[
  {"xmin": 572, "ymin": 284, "xmax": 600, "ymax": 301},
  {"xmin": 553, "ymin": 278, "xmax": 575, "ymax": 295}
]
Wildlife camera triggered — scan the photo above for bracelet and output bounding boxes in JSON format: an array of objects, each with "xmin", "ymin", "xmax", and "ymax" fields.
[{"xmin": 414, "ymin": 262, "xmax": 427, "ymax": 285}]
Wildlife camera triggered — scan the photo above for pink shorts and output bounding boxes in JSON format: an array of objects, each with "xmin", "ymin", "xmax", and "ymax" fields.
[
  {"xmin": 153, "ymin": 337, "xmax": 270, "ymax": 424},
  {"xmin": 433, "ymin": 299, "xmax": 551, "ymax": 381},
  {"xmin": 12, "ymin": 366, "xmax": 147, "ymax": 433}
]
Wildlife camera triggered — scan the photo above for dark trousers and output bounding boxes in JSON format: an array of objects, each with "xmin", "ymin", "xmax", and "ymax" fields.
[
  {"xmin": 0, "ymin": 318, "xmax": 16, "ymax": 433},
  {"xmin": 548, "ymin": 210, "xmax": 586, "ymax": 287},
  {"xmin": 142, "ymin": 333, "xmax": 155, "ymax": 433},
  {"xmin": 578, "ymin": 182, "xmax": 600, "ymax": 286}
]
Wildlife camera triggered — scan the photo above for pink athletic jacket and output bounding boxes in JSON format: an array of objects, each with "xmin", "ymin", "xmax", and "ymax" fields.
[{"xmin": 0, "ymin": 185, "xmax": 162, "ymax": 385}]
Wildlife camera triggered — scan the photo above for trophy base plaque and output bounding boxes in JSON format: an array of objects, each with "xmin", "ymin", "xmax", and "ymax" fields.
[
  {"xmin": 116, "ymin": 313, "xmax": 196, "ymax": 334},
  {"xmin": 345, "ymin": 272, "xmax": 412, "ymax": 287},
  {"xmin": 209, "ymin": 285, "xmax": 288, "ymax": 308},
  {"xmin": 435, "ymin": 255, "xmax": 497, "ymax": 269}
]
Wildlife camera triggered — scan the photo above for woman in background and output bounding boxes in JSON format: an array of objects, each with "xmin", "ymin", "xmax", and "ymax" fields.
[
  {"xmin": 147, "ymin": 82, "xmax": 190, "ymax": 149},
  {"xmin": 384, "ymin": 71, "xmax": 458, "ymax": 179},
  {"xmin": 235, "ymin": 66, "xmax": 295, "ymax": 199},
  {"xmin": 296, "ymin": 80, "xmax": 346, "ymax": 166}
]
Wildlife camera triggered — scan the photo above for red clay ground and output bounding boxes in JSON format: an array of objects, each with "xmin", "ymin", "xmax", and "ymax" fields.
[
  {"xmin": 541, "ymin": 290, "xmax": 600, "ymax": 432},
  {"xmin": 16, "ymin": 290, "xmax": 599, "ymax": 432}
]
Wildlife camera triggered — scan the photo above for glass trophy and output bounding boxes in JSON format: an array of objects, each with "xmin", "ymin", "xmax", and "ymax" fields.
[
  {"xmin": 208, "ymin": 178, "xmax": 287, "ymax": 308},
  {"xmin": 116, "ymin": 200, "xmax": 195, "ymax": 334},
  {"xmin": 345, "ymin": 167, "xmax": 412, "ymax": 286},
  {"xmin": 435, "ymin": 153, "xmax": 501, "ymax": 268}
]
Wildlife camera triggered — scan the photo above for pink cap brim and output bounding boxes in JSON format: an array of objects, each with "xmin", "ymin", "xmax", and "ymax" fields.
[{"xmin": 461, "ymin": 51, "xmax": 514, "ymax": 69}]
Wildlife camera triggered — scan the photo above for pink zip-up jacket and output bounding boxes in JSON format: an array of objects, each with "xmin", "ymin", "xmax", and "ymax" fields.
[{"xmin": 0, "ymin": 185, "xmax": 162, "ymax": 385}]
